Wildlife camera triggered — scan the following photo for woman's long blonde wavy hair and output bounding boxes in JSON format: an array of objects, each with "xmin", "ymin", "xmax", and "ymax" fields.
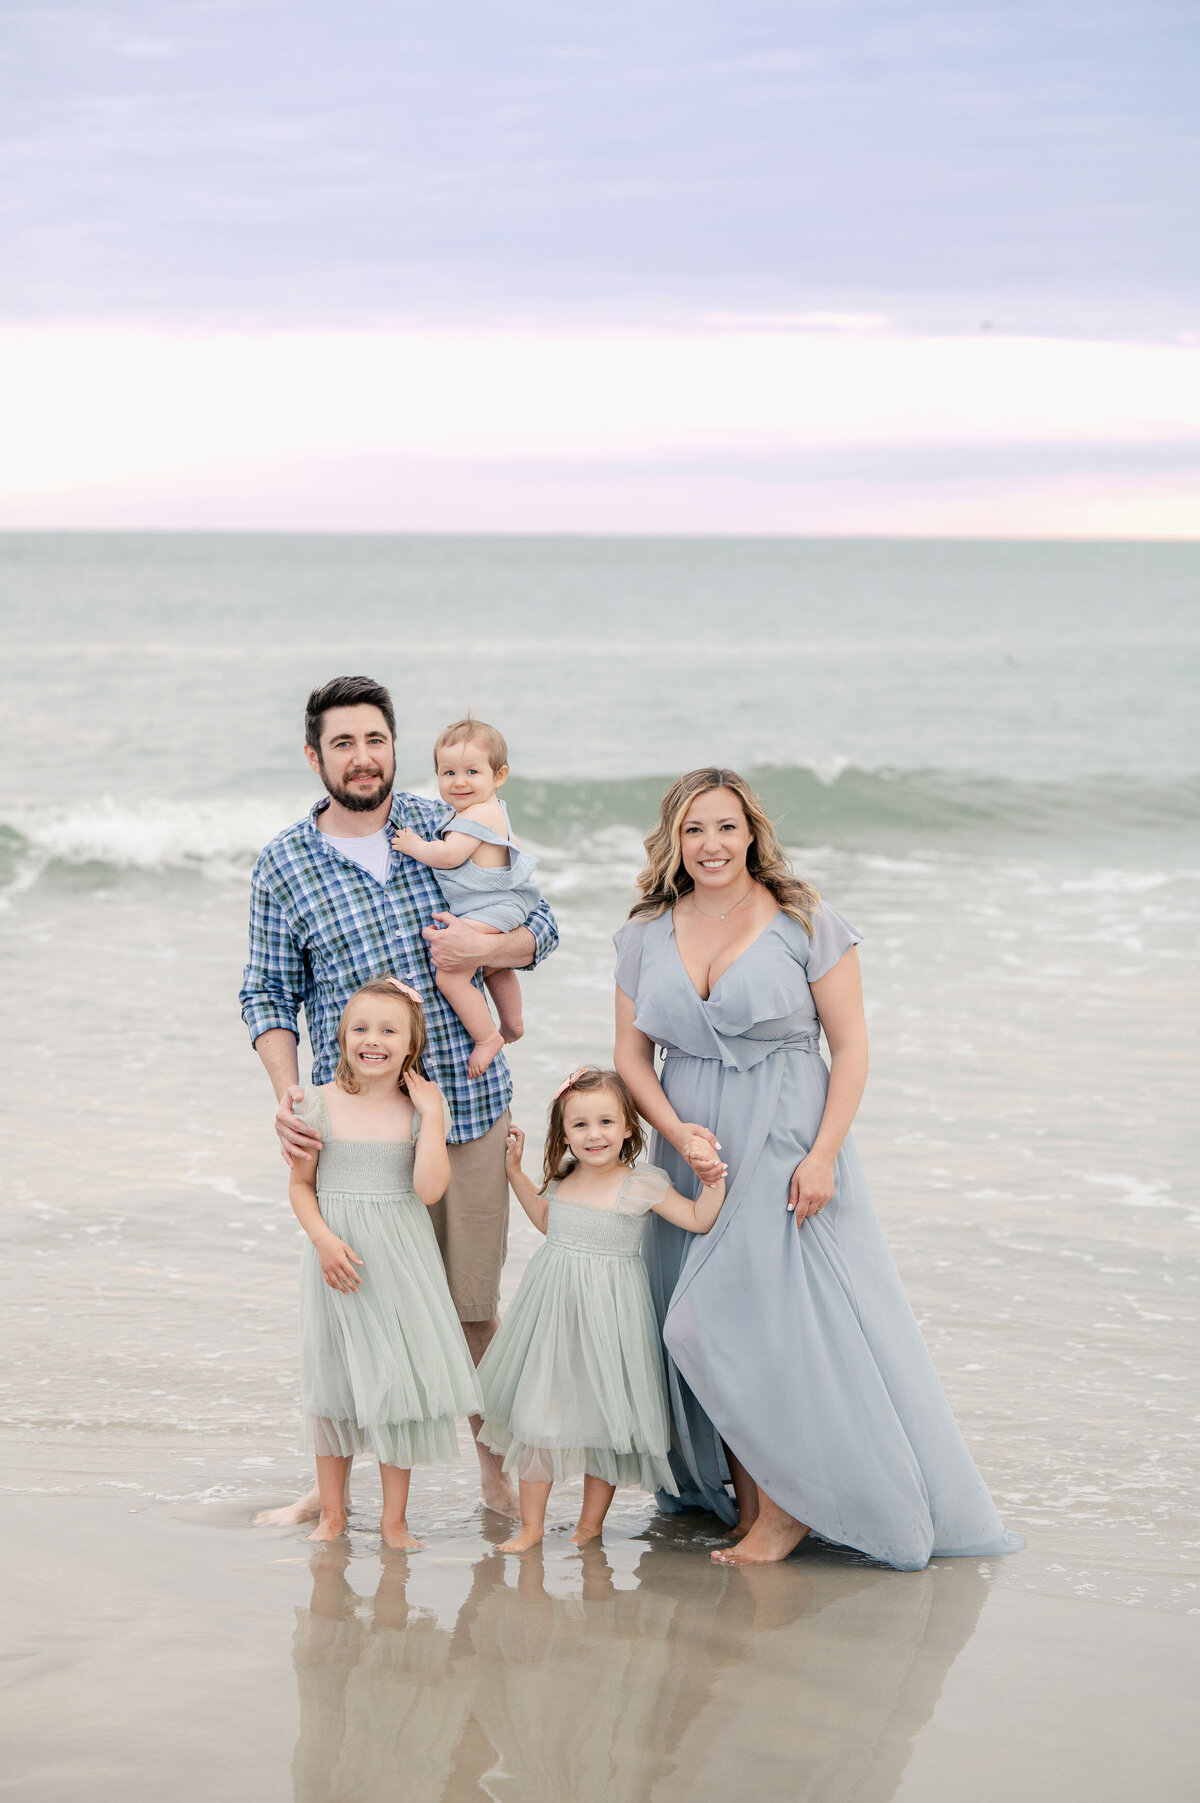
[{"xmin": 629, "ymin": 767, "xmax": 820, "ymax": 933}]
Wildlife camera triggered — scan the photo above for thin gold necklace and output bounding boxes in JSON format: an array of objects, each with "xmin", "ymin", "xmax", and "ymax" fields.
[{"xmin": 688, "ymin": 883, "xmax": 756, "ymax": 922}]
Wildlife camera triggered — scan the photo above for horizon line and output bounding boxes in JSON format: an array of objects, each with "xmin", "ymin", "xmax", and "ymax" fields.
[{"xmin": 2, "ymin": 525, "xmax": 1198, "ymax": 546}]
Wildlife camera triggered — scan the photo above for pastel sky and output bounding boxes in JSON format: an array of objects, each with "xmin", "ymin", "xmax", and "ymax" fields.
[{"xmin": 3, "ymin": 1, "xmax": 1199, "ymax": 533}]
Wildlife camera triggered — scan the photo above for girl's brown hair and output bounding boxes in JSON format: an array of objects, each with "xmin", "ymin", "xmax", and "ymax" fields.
[
  {"xmin": 334, "ymin": 978, "xmax": 426, "ymax": 1094},
  {"xmin": 629, "ymin": 766, "xmax": 820, "ymax": 934},
  {"xmin": 541, "ymin": 1068, "xmax": 646, "ymax": 1191}
]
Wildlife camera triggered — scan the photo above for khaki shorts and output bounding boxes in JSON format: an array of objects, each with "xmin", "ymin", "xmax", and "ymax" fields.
[{"xmin": 428, "ymin": 1108, "xmax": 510, "ymax": 1323}]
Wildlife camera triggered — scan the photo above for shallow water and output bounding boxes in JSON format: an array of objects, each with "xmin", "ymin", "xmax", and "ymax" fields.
[{"xmin": 1, "ymin": 536, "xmax": 1199, "ymax": 1710}]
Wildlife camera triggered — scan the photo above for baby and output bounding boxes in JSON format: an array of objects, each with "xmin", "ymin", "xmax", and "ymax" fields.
[{"xmin": 392, "ymin": 716, "xmax": 541, "ymax": 1078}]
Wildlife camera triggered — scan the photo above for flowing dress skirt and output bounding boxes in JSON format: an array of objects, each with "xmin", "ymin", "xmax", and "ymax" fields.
[
  {"xmin": 300, "ymin": 1186, "xmax": 483, "ymax": 1467},
  {"xmin": 646, "ymin": 1043, "xmax": 1022, "ymax": 1571},
  {"xmin": 479, "ymin": 1204, "xmax": 677, "ymax": 1492}
]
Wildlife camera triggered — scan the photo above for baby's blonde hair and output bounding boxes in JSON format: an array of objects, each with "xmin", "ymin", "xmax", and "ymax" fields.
[{"xmin": 433, "ymin": 715, "xmax": 509, "ymax": 775}]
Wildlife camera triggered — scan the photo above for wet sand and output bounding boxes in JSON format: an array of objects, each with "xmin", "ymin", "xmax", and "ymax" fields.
[{"xmin": 5, "ymin": 1494, "xmax": 1197, "ymax": 1803}]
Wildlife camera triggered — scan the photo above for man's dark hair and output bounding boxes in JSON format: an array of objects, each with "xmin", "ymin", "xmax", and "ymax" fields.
[{"xmin": 305, "ymin": 676, "xmax": 396, "ymax": 753}]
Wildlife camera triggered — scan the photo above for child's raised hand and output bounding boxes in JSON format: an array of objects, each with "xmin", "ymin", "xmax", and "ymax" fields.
[
  {"xmin": 391, "ymin": 826, "xmax": 420, "ymax": 855},
  {"xmin": 403, "ymin": 1066, "xmax": 446, "ymax": 1119},
  {"xmin": 504, "ymin": 1124, "xmax": 525, "ymax": 1172},
  {"xmin": 317, "ymin": 1234, "xmax": 363, "ymax": 1294}
]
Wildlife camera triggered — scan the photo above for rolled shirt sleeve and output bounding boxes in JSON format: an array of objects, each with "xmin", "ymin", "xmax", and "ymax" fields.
[
  {"xmin": 520, "ymin": 894, "xmax": 559, "ymax": 969},
  {"xmin": 239, "ymin": 856, "xmax": 307, "ymax": 1045}
]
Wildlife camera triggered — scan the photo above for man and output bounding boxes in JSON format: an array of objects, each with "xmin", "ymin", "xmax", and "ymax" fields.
[{"xmin": 240, "ymin": 674, "xmax": 558, "ymax": 1521}]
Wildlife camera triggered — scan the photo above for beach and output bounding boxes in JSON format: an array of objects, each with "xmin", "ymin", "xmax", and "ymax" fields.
[
  {"xmin": 7, "ymin": 1495, "xmax": 1199, "ymax": 1803},
  {"xmin": 2, "ymin": 532, "xmax": 1198, "ymax": 1798}
]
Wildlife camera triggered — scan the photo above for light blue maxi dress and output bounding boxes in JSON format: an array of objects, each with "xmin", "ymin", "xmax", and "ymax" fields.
[{"xmin": 614, "ymin": 905, "xmax": 1023, "ymax": 1572}]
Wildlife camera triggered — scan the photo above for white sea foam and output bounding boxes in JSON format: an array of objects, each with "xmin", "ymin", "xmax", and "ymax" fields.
[
  {"xmin": 1080, "ymin": 1173, "xmax": 1182, "ymax": 1210},
  {"xmin": 0, "ymin": 796, "xmax": 311, "ymax": 872},
  {"xmin": 1055, "ymin": 869, "xmax": 1194, "ymax": 894}
]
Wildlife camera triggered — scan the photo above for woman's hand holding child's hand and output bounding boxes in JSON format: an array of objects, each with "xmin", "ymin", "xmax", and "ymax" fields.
[
  {"xmin": 317, "ymin": 1234, "xmax": 363, "ymax": 1294},
  {"xmin": 679, "ymin": 1129, "xmax": 727, "ymax": 1189}
]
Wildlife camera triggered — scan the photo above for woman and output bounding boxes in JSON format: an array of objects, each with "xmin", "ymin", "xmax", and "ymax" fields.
[{"xmin": 613, "ymin": 768, "xmax": 1021, "ymax": 1570}]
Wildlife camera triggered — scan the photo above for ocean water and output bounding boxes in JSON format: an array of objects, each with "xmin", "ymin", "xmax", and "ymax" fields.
[{"xmin": 1, "ymin": 532, "xmax": 1198, "ymax": 1614}]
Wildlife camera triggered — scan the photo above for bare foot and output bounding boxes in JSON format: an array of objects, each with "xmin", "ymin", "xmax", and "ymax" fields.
[
  {"xmin": 569, "ymin": 1521, "xmax": 605, "ymax": 1545},
  {"xmin": 497, "ymin": 1526, "xmax": 544, "ymax": 1553},
  {"xmin": 478, "ymin": 1465, "xmax": 521, "ymax": 1520},
  {"xmin": 380, "ymin": 1520, "xmax": 424, "ymax": 1551},
  {"xmin": 256, "ymin": 1485, "xmax": 327, "ymax": 1527},
  {"xmin": 710, "ymin": 1519, "xmax": 810, "ymax": 1565},
  {"xmin": 726, "ymin": 1517, "xmax": 755, "ymax": 1542},
  {"xmin": 468, "ymin": 1032, "xmax": 505, "ymax": 1079},
  {"xmin": 498, "ymin": 1013, "xmax": 523, "ymax": 1045},
  {"xmin": 306, "ymin": 1511, "xmax": 348, "ymax": 1543}
]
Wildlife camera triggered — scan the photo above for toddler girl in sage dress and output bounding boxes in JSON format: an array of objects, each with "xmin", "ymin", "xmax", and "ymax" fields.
[
  {"xmin": 478, "ymin": 1067, "xmax": 726, "ymax": 1552},
  {"xmin": 288, "ymin": 977, "xmax": 482, "ymax": 1549}
]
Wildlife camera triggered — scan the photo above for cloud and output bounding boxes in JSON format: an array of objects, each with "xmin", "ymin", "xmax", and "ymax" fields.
[
  {"xmin": 1, "ymin": 2, "xmax": 1197, "ymax": 335},
  {"xmin": 1, "ymin": 324, "xmax": 1197, "ymax": 535}
]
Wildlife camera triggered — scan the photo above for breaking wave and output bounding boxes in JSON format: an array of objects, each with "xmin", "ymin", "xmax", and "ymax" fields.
[{"xmin": 1, "ymin": 765, "xmax": 1196, "ymax": 889}]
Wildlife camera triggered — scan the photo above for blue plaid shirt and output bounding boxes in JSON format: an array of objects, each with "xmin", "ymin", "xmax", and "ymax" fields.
[{"xmin": 239, "ymin": 792, "xmax": 558, "ymax": 1143}]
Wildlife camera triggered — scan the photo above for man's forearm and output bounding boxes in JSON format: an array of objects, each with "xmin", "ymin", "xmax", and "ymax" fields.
[
  {"xmin": 478, "ymin": 925, "xmax": 537, "ymax": 970},
  {"xmin": 254, "ymin": 1027, "xmax": 301, "ymax": 1098}
]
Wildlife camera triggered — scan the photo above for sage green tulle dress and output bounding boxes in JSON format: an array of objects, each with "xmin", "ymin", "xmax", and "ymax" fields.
[
  {"xmin": 478, "ymin": 1166, "xmax": 678, "ymax": 1492},
  {"xmin": 295, "ymin": 1089, "xmax": 482, "ymax": 1467}
]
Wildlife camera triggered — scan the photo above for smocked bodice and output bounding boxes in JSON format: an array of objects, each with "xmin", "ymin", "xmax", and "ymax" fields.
[
  {"xmin": 294, "ymin": 1087, "xmax": 418, "ymax": 1196},
  {"xmin": 546, "ymin": 1197, "xmax": 648, "ymax": 1259},
  {"xmin": 314, "ymin": 1137, "xmax": 416, "ymax": 1196}
]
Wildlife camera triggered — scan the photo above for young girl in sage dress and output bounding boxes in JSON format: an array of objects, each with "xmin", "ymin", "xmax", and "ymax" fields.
[
  {"xmin": 288, "ymin": 978, "xmax": 483, "ymax": 1549},
  {"xmin": 478, "ymin": 1067, "xmax": 727, "ymax": 1553}
]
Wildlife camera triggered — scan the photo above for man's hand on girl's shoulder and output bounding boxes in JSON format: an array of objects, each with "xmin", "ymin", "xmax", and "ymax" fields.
[{"xmin": 274, "ymin": 1085, "xmax": 323, "ymax": 1168}]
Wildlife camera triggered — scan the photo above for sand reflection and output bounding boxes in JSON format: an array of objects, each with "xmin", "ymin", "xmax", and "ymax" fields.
[{"xmin": 291, "ymin": 1532, "xmax": 990, "ymax": 1802}]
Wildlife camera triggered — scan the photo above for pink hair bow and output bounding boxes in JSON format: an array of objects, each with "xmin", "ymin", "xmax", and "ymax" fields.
[
  {"xmin": 553, "ymin": 1067, "xmax": 590, "ymax": 1100},
  {"xmin": 386, "ymin": 976, "xmax": 424, "ymax": 1006}
]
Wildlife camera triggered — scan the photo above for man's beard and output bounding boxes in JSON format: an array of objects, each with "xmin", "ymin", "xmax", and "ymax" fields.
[{"xmin": 318, "ymin": 752, "xmax": 395, "ymax": 814}]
